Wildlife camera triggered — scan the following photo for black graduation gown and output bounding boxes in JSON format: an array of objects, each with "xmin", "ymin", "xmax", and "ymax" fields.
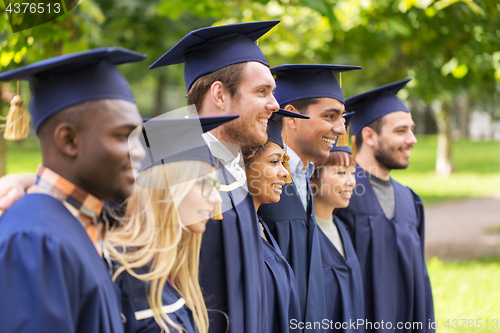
[
  {"xmin": 258, "ymin": 180, "xmax": 327, "ymax": 333},
  {"xmin": 199, "ymin": 166, "xmax": 266, "ymax": 333},
  {"xmin": 0, "ymin": 194, "xmax": 124, "ymax": 333},
  {"xmin": 259, "ymin": 217, "xmax": 302, "ymax": 333},
  {"xmin": 319, "ymin": 216, "xmax": 364, "ymax": 333},
  {"xmin": 116, "ymin": 271, "xmax": 197, "ymax": 333},
  {"xmin": 336, "ymin": 166, "xmax": 435, "ymax": 333}
]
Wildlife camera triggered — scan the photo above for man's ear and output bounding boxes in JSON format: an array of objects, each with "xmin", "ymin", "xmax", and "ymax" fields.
[
  {"xmin": 283, "ymin": 105, "xmax": 299, "ymax": 130},
  {"xmin": 361, "ymin": 126, "xmax": 377, "ymax": 148},
  {"xmin": 210, "ymin": 81, "xmax": 227, "ymax": 112},
  {"xmin": 53, "ymin": 122, "xmax": 79, "ymax": 158}
]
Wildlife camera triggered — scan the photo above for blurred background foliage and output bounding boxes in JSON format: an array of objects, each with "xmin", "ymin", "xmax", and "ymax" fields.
[{"xmin": 0, "ymin": 0, "xmax": 499, "ymax": 177}]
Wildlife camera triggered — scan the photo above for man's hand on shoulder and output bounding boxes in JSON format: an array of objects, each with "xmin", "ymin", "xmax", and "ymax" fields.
[{"xmin": 0, "ymin": 174, "xmax": 36, "ymax": 210}]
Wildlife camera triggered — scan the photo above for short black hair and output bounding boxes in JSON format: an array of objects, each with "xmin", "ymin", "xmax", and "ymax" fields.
[{"xmin": 275, "ymin": 97, "xmax": 321, "ymax": 129}]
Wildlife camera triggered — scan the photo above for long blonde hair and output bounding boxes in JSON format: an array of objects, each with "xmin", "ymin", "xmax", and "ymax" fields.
[{"xmin": 106, "ymin": 161, "xmax": 209, "ymax": 333}]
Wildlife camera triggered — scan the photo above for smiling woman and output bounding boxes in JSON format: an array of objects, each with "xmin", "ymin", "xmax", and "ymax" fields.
[
  {"xmin": 104, "ymin": 115, "xmax": 234, "ymax": 333},
  {"xmin": 107, "ymin": 160, "xmax": 221, "ymax": 333},
  {"xmin": 242, "ymin": 141, "xmax": 288, "ymax": 209},
  {"xmin": 240, "ymin": 110, "xmax": 309, "ymax": 333}
]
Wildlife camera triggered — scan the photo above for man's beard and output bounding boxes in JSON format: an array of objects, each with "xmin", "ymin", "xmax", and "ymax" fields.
[
  {"xmin": 219, "ymin": 117, "xmax": 266, "ymax": 148},
  {"xmin": 374, "ymin": 139, "xmax": 410, "ymax": 170}
]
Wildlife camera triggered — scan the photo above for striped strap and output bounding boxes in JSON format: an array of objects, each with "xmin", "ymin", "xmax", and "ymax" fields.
[
  {"xmin": 135, "ymin": 298, "xmax": 186, "ymax": 320},
  {"xmin": 220, "ymin": 181, "xmax": 243, "ymax": 192}
]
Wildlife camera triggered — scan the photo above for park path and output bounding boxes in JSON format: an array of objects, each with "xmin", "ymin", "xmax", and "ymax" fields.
[{"xmin": 424, "ymin": 195, "xmax": 500, "ymax": 260}]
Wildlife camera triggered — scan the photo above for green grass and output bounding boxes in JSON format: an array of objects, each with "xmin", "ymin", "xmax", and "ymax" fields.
[
  {"xmin": 428, "ymin": 256, "xmax": 500, "ymax": 333},
  {"xmin": 5, "ymin": 139, "xmax": 42, "ymax": 174},
  {"xmin": 391, "ymin": 135, "xmax": 500, "ymax": 205}
]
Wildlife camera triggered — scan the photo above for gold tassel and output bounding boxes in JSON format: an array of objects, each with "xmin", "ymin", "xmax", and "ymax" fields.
[
  {"xmin": 337, "ymin": 132, "xmax": 349, "ymax": 147},
  {"xmin": 210, "ymin": 202, "xmax": 223, "ymax": 220},
  {"xmin": 4, "ymin": 82, "xmax": 29, "ymax": 141},
  {"xmin": 283, "ymin": 152, "xmax": 292, "ymax": 184},
  {"xmin": 336, "ymin": 116, "xmax": 349, "ymax": 146},
  {"xmin": 350, "ymin": 135, "xmax": 358, "ymax": 158},
  {"xmin": 283, "ymin": 116, "xmax": 292, "ymax": 184}
]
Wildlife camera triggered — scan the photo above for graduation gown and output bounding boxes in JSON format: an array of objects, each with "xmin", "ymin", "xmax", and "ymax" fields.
[
  {"xmin": 319, "ymin": 216, "xmax": 364, "ymax": 333},
  {"xmin": 336, "ymin": 166, "xmax": 435, "ymax": 333},
  {"xmin": 0, "ymin": 194, "xmax": 124, "ymax": 333},
  {"xmin": 199, "ymin": 166, "xmax": 266, "ymax": 333},
  {"xmin": 116, "ymin": 270, "xmax": 197, "ymax": 333},
  {"xmin": 259, "ymin": 217, "xmax": 302, "ymax": 333},
  {"xmin": 258, "ymin": 180, "xmax": 327, "ymax": 333}
]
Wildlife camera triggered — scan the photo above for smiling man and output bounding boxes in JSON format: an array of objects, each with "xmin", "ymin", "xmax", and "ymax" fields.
[
  {"xmin": 258, "ymin": 64, "xmax": 361, "ymax": 333},
  {"xmin": 149, "ymin": 21, "xmax": 281, "ymax": 333},
  {"xmin": 0, "ymin": 48, "xmax": 146, "ymax": 333},
  {"xmin": 337, "ymin": 79, "xmax": 435, "ymax": 333}
]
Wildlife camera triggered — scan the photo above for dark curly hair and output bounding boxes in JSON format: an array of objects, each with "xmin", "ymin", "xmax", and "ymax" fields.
[{"xmin": 241, "ymin": 141, "xmax": 270, "ymax": 168}]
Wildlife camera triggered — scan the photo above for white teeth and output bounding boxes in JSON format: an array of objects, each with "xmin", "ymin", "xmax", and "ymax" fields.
[
  {"xmin": 258, "ymin": 119, "xmax": 268, "ymax": 124},
  {"xmin": 272, "ymin": 184, "xmax": 282, "ymax": 189},
  {"xmin": 323, "ymin": 137, "xmax": 335, "ymax": 144}
]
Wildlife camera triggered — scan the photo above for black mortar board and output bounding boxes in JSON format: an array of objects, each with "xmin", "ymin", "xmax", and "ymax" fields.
[
  {"xmin": 0, "ymin": 47, "xmax": 146, "ymax": 132},
  {"xmin": 346, "ymin": 78, "xmax": 412, "ymax": 137},
  {"xmin": 271, "ymin": 64, "xmax": 361, "ymax": 105},
  {"xmin": 149, "ymin": 21, "xmax": 279, "ymax": 92}
]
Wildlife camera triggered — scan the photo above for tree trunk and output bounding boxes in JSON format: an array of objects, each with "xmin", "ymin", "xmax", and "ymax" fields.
[
  {"xmin": 153, "ymin": 73, "xmax": 166, "ymax": 117},
  {"xmin": 423, "ymin": 104, "xmax": 438, "ymax": 134},
  {"xmin": 456, "ymin": 92, "xmax": 469, "ymax": 139},
  {"xmin": 435, "ymin": 101, "xmax": 453, "ymax": 177}
]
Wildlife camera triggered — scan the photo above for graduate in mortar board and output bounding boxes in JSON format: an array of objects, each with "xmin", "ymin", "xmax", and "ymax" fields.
[
  {"xmin": 0, "ymin": 48, "xmax": 147, "ymax": 333},
  {"xmin": 310, "ymin": 112, "xmax": 365, "ymax": 333},
  {"xmin": 108, "ymin": 115, "xmax": 236, "ymax": 333},
  {"xmin": 258, "ymin": 64, "xmax": 360, "ymax": 333},
  {"xmin": 241, "ymin": 109, "xmax": 310, "ymax": 333},
  {"xmin": 149, "ymin": 21, "xmax": 282, "ymax": 333},
  {"xmin": 336, "ymin": 79, "xmax": 435, "ymax": 333}
]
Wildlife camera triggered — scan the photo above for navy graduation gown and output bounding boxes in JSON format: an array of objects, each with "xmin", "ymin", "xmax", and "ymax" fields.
[
  {"xmin": 259, "ymin": 217, "xmax": 301, "ymax": 333},
  {"xmin": 116, "ymin": 271, "xmax": 197, "ymax": 333},
  {"xmin": 0, "ymin": 194, "xmax": 124, "ymax": 333},
  {"xmin": 319, "ymin": 216, "xmax": 364, "ymax": 333},
  {"xmin": 337, "ymin": 166, "xmax": 435, "ymax": 333},
  {"xmin": 258, "ymin": 180, "xmax": 327, "ymax": 333},
  {"xmin": 199, "ymin": 166, "xmax": 266, "ymax": 333}
]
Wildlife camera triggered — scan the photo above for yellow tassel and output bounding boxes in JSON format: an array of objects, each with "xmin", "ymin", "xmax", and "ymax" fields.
[
  {"xmin": 4, "ymin": 94, "xmax": 30, "ymax": 141},
  {"xmin": 211, "ymin": 203, "xmax": 223, "ymax": 220},
  {"xmin": 337, "ymin": 132, "xmax": 349, "ymax": 147},
  {"xmin": 283, "ymin": 152, "xmax": 292, "ymax": 184},
  {"xmin": 350, "ymin": 135, "xmax": 358, "ymax": 158},
  {"xmin": 336, "ymin": 116, "xmax": 349, "ymax": 146}
]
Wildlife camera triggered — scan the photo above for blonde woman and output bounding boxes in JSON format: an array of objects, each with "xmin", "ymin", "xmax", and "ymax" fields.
[{"xmin": 106, "ymin": 116, "xmax": 235, "ymax": 333}]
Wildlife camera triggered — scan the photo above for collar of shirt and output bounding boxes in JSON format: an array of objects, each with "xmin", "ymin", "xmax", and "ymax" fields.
[
  {"xmin": 27, "ymin": 165, "xmax": 105, "ymax": 255},
  {"xmin": 202, "ymin": 132, "xmax": 247, "ymax": 185},
  {"xmin": 286, "ymin": 145, "xmax": 315, "ymax": 179}
]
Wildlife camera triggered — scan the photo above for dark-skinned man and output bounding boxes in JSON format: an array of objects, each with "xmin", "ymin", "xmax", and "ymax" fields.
[{"xmin": 0, "ymin": 48, "xmax": 146, "ymax": 333}]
